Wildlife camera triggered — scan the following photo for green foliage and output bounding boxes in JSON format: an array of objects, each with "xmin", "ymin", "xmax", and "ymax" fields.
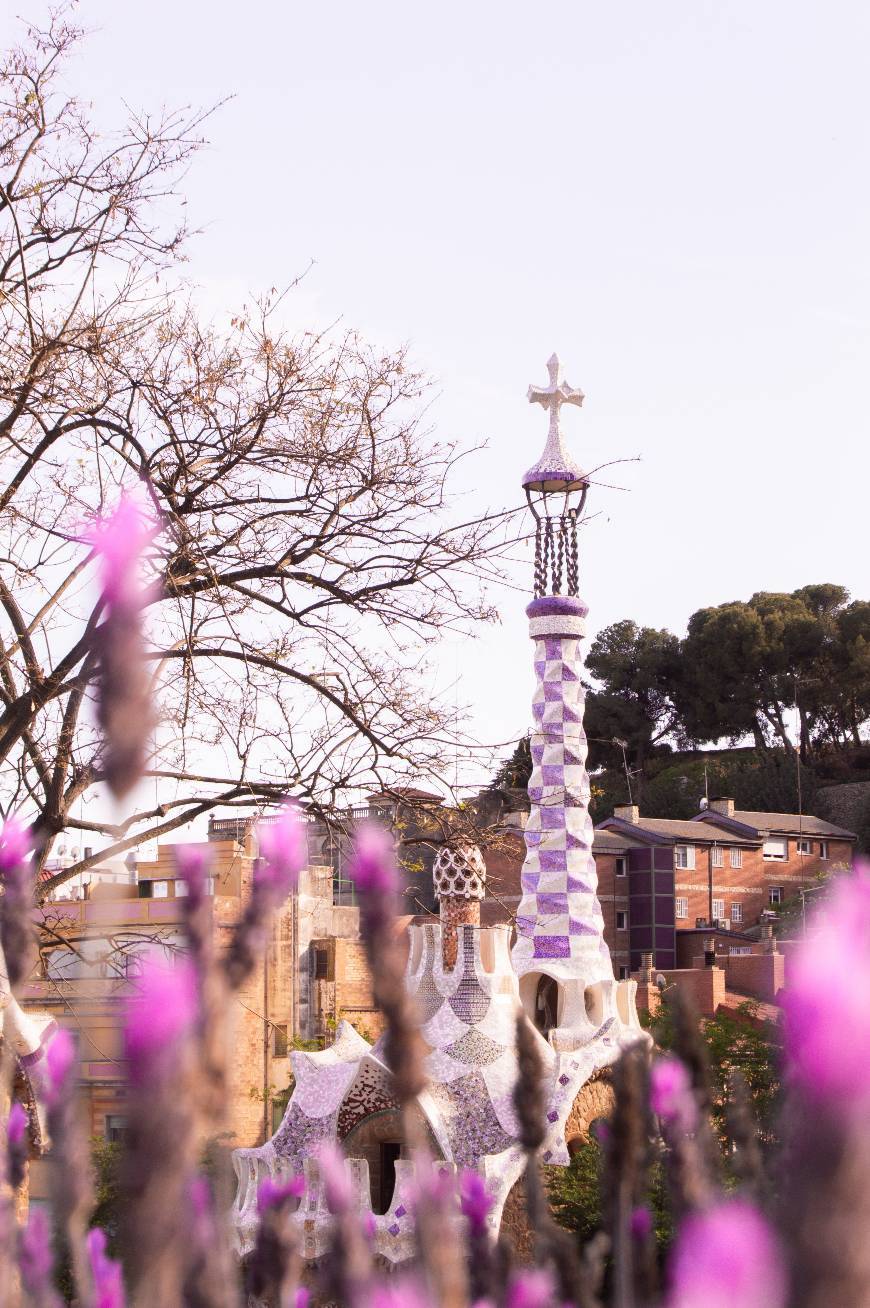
[
  {"xmin": 491, "ymin": 736, "xmax": 532, "ymax": 790},
  {"xmin": 646, "ymin": 1000, "xmax": 781, "ymax": 1147},
  {"xmin": 548, "ymin": 1006, "xmax": 780, "ymax": 1265},
  {"xmin": 547, "ymin": 1137, "xmax": 674, "ymax": 1258},
  {"xmin": 584, "ymin": 621, "xmax": 682, "ymax": 774}
]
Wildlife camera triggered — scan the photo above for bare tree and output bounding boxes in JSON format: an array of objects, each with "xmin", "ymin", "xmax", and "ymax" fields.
[{"xmin": 0, "ymin": 11, "xmax": 519, "ymax": 898}]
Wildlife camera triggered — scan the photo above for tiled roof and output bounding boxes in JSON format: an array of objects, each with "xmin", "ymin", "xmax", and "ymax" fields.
[
  {"xmin": 592, "ymin": 829, "xmax": 635, "ymax": 852},
  {"xmin": 605, "ymin": 816, "xmax": 758, "ymax": 845},
  {"xmin": 729, "ymin": 810, "xmax": 856, "ymax": 839}
]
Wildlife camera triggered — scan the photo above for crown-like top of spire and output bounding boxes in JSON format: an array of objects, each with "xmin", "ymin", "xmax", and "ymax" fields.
[{"xmin": 522, "ymin": 353, "xmax": 588, "ymax": 493}]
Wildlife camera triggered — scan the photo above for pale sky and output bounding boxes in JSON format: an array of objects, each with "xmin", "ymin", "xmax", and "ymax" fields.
[{"xmin": 6, "ymin": 2, "xmax": 869, "ymax": 794}]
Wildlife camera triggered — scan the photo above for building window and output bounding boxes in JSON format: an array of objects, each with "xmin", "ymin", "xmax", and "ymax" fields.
[
  {"xmin": 729, "ymin": 847, "xmax": 743, "ymax": 869},
  {"xmin": 616, "ymin": 910, "xmax": 628, "ymax": 931},
  {"xmin": 674, "ymin": 845, "xmax": 695, "ymax": 870},
  {"xmin": 273, "ymin": 1023, "xmax": 288, "ymax": 1057},
  {"xmin": 769, "ymin": 887, "xmax": 783, "ymax": 906},
  {"xmin": 797, "ymin": 838, "xmax": 812, "ymax": 856},
  {"xmin": 675, "ymin": 897, "xmax": 688, "ymax": 920},
  {"xmin": 712, "ymin": 898, "xmax": 725, "ymax": 922},
  {"xmin": 615, "ymin": 857, "xmax": 627, "ymax": 877},
  {"xmin": 711, "ymin": 846, "xmax": 724, "ymax": 868},
  {"xmin": 762, "ymin": 837, "xmax": 787, "ymax": 861},
  {"xmin": 151, "ymin": 880, "xmax": 169, "ymax": 899},
  {"xmin": 730, "ymin": 902, "xmax": 743, "ymax": 924},
  {"xmin": 105, "ymin": 1114, "xmax": 128, "ymax": 1144},
  {"xmin": 312, "ymin": 947, "xmax": 330, "ymax": 981},
  {"xmin": 333, "ymin": 876, "xmax": 357, "ymax": 907},
  {"xmin": 174, "ymin": 879, "xmax": 189, "ymax": 896},
  {"xmin": 729, "ymin": 946, "xmax": 752, "ymax": 956},
  {"xmin": 618, "ymin": 965, "xmax": 631, "ymax": 980},
  {"xmin": 819, "ymin": 840, "xmax": 828, "ymax": 860}
]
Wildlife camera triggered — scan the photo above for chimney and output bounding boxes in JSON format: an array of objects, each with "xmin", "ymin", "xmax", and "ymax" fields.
[
  {"xmin": 708, "ymin": 796, "xmax": 735, "ymax": 818},
  {"xmin": 433, "ymin": 845, "xmax": 486, "ymax": 970},
  {"xmin": 613, "ymin": 804, "xmax": 640, "ymax": 824}
]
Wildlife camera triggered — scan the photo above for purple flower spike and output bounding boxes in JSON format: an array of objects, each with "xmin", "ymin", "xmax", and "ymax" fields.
[
  {"xmin": 87, "ymin": 1227, "xmax": 126, "ymax": 1308},
  {"xmin": 0, "ymin": 815, "xmax": 33, "ymax": 875},
  {"xmin": 369, "ymin": 1279, "xmax": 429, "ymax": 1308},
  {"xmin": 256, "ymin": 805, "xmax": 306, "ymax": 898},
  {"xmin": 459, "ymin": 1169, "xmax": 494, "ymax": 1236},
  {"xmin": 505, "ymin": 1269, "xmax": 555, "ymax": 1308},
  {"xmin": 44, "ymin": 1027, "xmax": 76, "ymax": 1104},
  {"xmin": 295, "ymin": 1290, "xmax": 311, "ymax": 1308},
  {"xmin": 257, "ymin": 1173, "xmax": 305, "ymax": 1212},
  {"xmin": 650, "ymin": 1056, "xmax": 697, "ymax": 1132},
  {"xmin": 7, "ymin": 1100, "xmax": 27, "ymax": 1145},
  {"xmin": 123, "ymin": 959, "xmax": 197, "ymax": 1076},
  {"xmin": 174, "ymin": 844, "xmax": 211, "ymax": 900},
  {"xmin": 784, "ymin": 867, "xmax": 870, "ymax": 1109},
  {"xmin": 349, "ymin": 822, "xmax": 397, "ymax": 895},
  {"xmin": 87, "ymin": 494, "xmax": 155, "ymax": 607},
  {"xmin": 19, "ymin": 1207, "xmax": 56, "ymax": 1297},
  {"xmin": 666, "ymin": 1199, "xmax": 786, "ymax": 1308},
  {"xmin": 315, "ymin": 1142, "xmax": 354, "ymax": 1215},
  {"xmin": 631, "ymin": 1205, "xmax": 653, "ymax": 1239}
]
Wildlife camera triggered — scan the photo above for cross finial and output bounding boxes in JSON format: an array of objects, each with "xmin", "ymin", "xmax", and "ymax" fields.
[
  {"xmin": 521, "ymin": 353, "xmax": 587, "ymax": 493},
  {"xmin": 527, "ymin": 352, "xmax": 584, "ymax": 441}
]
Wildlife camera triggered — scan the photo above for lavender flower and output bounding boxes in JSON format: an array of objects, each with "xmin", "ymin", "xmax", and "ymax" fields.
[
  {"xmin": 222, "ymin": 805, "xmax": 306, "ymax": 991},
  {"xmin": 459, "ymin": 1169, "xmax": 494, "ymax": 1237},
  {"xmin": 7, "ymin": 1101, "xmax": 29, "ymax": 1190},
  {"xmin": 123, "ymin": 957, "xmax": 198, "ymax": 1078},
  {"xmin": 43, "ymin": 1026, "xmax": 76, "ymax": 1107},
  {"xmin": 650, "ymin": 1056, "xmax": 697, "ymax": 1132},
  {"xmin": 86, "ymin": 494, "xmax": 158, "ymax": 799},
  {"xmin": 665, "ymin": 1199, "xmax": 786, "ymax": 1308},
  {"xmin": 175, "ymin": 843, "xmax": 212, "ymax": 905},
  {"xmin": 630, "ymin": 1205, "xmax": 653, "ymax": 1240},
  {"xmin": 349, "ymin": 823, "xmax": 425, "ymax": 1107},
  {"xmin": 87, "ymin": 1227, "xmax": 126, "ymax": 1308},
  {"xmin": 316, "ymin": 1141, "xmax": 355, "ymax": 1215},
  {"xmin": 350, "ymin": 822, "xmax": 398, "ymax": 895},
  {"xmin": 257, "ymin": 805, "xmax": 306, "ymax": 898},
  {"xmin": 258, "ymin": 1173, "xmax": 305, "ymax": 1212},
  {"xmin": 0, "ymin": 814, "xmax": 36, "ymax": 988},
  {"xmin": 783, "ymin": 868, "xmax": 870, "ymax": 1110},
  {"xmin": 505, "ymin": 1268, "xmax": 556, "ymax": 1308},
  {"xmin": 18, "ymin": 1207, "xmax": 60, "ymax": 1308}
]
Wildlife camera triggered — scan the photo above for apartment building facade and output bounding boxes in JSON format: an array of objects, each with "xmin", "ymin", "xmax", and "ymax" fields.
[{"xmin": 597, "ymin": 797, "xmax": 856, "ymax": 971}]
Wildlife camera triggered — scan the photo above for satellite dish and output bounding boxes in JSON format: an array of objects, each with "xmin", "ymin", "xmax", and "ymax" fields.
[{"xmin": 699, "ymin": 797, "xmax": 709, "ymax": 810}]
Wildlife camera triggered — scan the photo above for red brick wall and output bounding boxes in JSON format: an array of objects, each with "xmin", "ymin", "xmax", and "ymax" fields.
[
  {"xmin": 722, "ymin": 951, "xmax": 785, "ymax": 1002},
  {"xmin": 595, "ymin": 852, "xmax": 630, "ymax": 974},
  {"xmin": 657, "ymin": 966, "xmax": 727, "ymax": 1018},
  {"xmin": 673, "ymin": 836, "xmax": 852, "ymax": 932}
]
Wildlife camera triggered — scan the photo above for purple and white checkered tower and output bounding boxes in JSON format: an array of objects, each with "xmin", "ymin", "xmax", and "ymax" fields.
[{"xmin": 512, "ymin": 355, "xmax": 614, "ymax": 990}]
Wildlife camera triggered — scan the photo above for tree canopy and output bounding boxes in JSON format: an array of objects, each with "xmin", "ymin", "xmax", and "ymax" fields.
[{"xmin": 0, "ymin": 14, "xmax": 518, "ymax": 894}]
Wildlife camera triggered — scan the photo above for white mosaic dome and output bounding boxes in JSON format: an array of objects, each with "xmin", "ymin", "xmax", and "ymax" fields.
[{"xmin": 432, "ymin": 844, "xmax": 486, "ymax": 900}]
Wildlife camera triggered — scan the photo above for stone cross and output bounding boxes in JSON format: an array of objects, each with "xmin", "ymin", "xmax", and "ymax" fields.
[{"xmin": 527, "ymin": 353, "xmax": 584, "ymax": 441}]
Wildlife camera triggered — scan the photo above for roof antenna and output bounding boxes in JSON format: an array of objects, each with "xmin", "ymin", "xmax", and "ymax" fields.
[{"xmin": 614, "ymin": 738, "xmax": 633, "ymax": 804}]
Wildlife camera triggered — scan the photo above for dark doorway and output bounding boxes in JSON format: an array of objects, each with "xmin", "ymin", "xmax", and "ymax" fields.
[
  {"xmin": 378, "ymin": 1141, "xmax": 402, "ymax": 1214},
  {"xmin": 534, "ymin": 974, "xmax": 559, "ymax": 1036}
]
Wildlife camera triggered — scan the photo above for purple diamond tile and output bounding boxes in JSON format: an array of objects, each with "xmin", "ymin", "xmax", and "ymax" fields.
[
  {"xmin": 394, "ymin": 1204, "xmax": 406, "ymax": 1218},
  {"xmin": 389, "ymin": 1222, "xmax": 401, "ymax": 1237},
  {"xmin": 533, "ymin": 936, "xmax": 570, "ymax": 959}
]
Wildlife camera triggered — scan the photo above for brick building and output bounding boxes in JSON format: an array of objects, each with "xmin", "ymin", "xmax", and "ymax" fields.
[
  {"xmin": 597, "ymin": 797, "xmax": 856, "ymax": 971},
  {"xmin": 22, "ymin": 813, "xmax": 373, "ymax": 1208}
]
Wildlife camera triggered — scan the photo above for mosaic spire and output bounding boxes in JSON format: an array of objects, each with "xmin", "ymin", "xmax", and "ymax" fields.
[{"xmin": 512, "ymin": 357, "xmax": 614, "ymax": 986}]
